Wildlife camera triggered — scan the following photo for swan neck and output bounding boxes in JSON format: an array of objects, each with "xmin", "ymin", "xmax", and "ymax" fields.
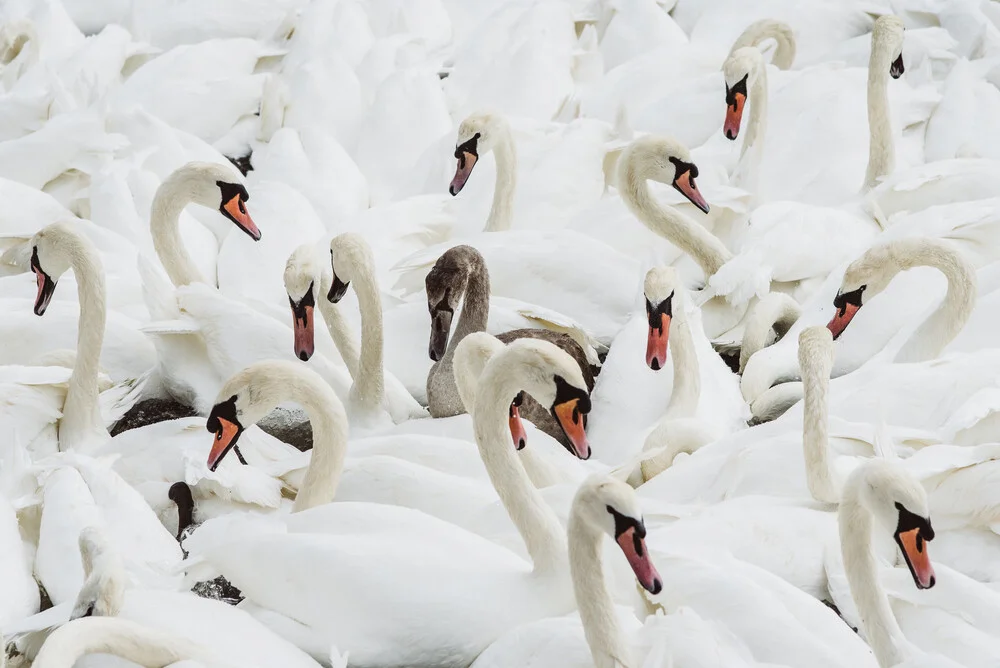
[
  {"xmin": 663, "ymin": 307, "xmax": 700, "ymax": 419},
  {"xmin": 894, "ymin": 242, "xmax": 977, "ymax": 363},
  {"xmin": 317, "ymin": 273, "xmax": 360, "ymax": 378},
  {"xmin": 440, "ymin": 260, "xmax": 491, "ymax": 369},
  {"xmin": 839, "ymin": 487, "xmax": 909, "ymax": 667},
  {"xmin": 474, "ymin": 361, "xmax": 567, "ymax": 571},
  {"xmin": 864, "ymin": 43, "xmax": 894, "ymax": 190},
  {"xmin": 741, "ymin": 60, "xmax": 768, "ymax": 162},
  {"xmin": 802, "ymin": 345, "xmax": 837, "ymax": 503},
  {"xmin": 60, "ymin": 239, "xmax": 110, "ymax": 450},
  {"xmin": 150, "ymin": 178, "xmax": 206, "ymax": 287},
  {"xmin": 568, "ymin": 514, "xmax": 631, "ymax": 668},
  {"xmin": 351, "ymin": 264, "xmax": 385, "ymax": 413},
  {"xmin": 485, "ymin": 126, "xmax": 517, "ymax": 232},
  {"xmin": 286, "ymin": 377, "xmax": 349, "ymax": 512},
  {"xmin": 621, "ymin": 157, "xmax": 731, "ymax": 277},
  {"xmin": 32, "ymin": 618, "xmax": 207, "ymax": 668},
  {"xmin": 729, "ymin": 19, "xmax": 796, "ymax": 70}
]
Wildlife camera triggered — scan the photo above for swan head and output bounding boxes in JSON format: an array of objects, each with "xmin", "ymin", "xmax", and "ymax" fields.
[
  {"xmin": 71, "ymin": 526, "xmax": 125, "ymax": 620},
  {"xmin": 170, "ymin": 162, "xmax": 260, "ymax": 241},
  {"xmin": 643, "ymin": 267, "xmax": 678, "ymax": 371},
  {"xmin": 206, "ymin": 360, "xmax": 329, "ymax": 471},
  {"xmin": 425, "ymin": 245, "xmax": 483, "ymax": 362},
  {"xmin": 722, "ymin": 47, "xmax": 762, "ymax": 141},
  {"xmin": 28, "ymin": 221, "xmax": 92, "ymax": 316},
  {"xmin": 848, "ymin": 460, "xmax": 936, "ymax": 589},
  {"xmin": 620, "ymin": 136, "xmax": 710, "ymax": 214},
  {"xmin": 826, "ymin": 243, "xmax": 897, "ymax": 339},
  {"xmin": 483, "ymin": 339, "xmax": 592, "ymax": 459},
  {"xmin": 872, "ymin": 15, "xmax": 905, "ymax": 79},
  {"xmin": 449, "ymin": 111, "xmax": 509, "ymax": 196},
  {"xmin": 327, "ymin": 233, "xmax": 372, "ymax": 304},
  {"xmin": 284, "ymin": 243, "xmax": 326, "ymax": 361},
  {"xmin": 573, "ymin": 475, "xmax": 662, "ymax": 594}
]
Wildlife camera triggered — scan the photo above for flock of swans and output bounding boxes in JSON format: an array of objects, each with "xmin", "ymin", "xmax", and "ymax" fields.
[{"xmin": 2, "ymin": 0, "xmax": 1000, "ymax": 666}]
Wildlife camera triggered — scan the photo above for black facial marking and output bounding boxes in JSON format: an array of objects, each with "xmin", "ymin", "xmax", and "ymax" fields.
[
  {"xmin": 725, "ymin": 74, "xmax": 748, "ymax": 109},
  {"xmin": 289, "ymin": 281, "xmax": 315, "ymax": 322},
  {"xmin": 895, "ymin": 502, "xmax": 935, "ymax": 542},
  {"xmin": 607, "ymin": 505, "xmax": 646, "ymax": 548},
  {"xmin": 327, "ymin": 274, "xmax": 350, "ymax": 303},
  {"xmin": 668, "ymin": 156, "xmax": 699, "ymax": 183},
  {"xmin": 552, "ymin": 375, "xmax": 592, "ymax": 416},
  {"xmin": 890, "ymin": 53, "xmax": 904, "ymax": 79},
  {"xmin": 216, "ymin": 181, "xmax": 250, "ymax": 222},
  {"xmin": 454, "ymin": 132, "xmax": 481, "ymax": 164},
  {"xmin": 206, "ymin": 395, "xmax": 244, "ymax": 471},
  {"xmin": 832, "ymin": 284, "xmax": 866, "ymax": 317},
  {"xmin": 645, "ymin": 292, "xmax": 673, "ymax": 331}
]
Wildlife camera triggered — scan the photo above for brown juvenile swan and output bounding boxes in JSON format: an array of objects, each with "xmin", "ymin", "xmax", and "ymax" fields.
[{"xmin": 425, "ymin": 245, "xmax": 596, "ymax": 452}]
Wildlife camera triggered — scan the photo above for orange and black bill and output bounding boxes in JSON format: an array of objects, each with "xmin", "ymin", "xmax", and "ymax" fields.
[
  {"xmin": 827, "ymin": 285, "xmax": 865, "ymax": 340},
  {"xmin": 551, "ymin": 376, "xmax": 592, "ymax": 460},
  {"xmin": 30, "ymin": 247, "xmax": 56, "ymax": 316},
  {"xmin": 206, "ymin": 397, "xmax": 244, "ymax": 471},
  {"xmin": 894, "ymin": 504, "xmax": 936, "ymax": 589},
  {"xmin": 645, "ymin": 294, "xmax": 673, "ymax": 371},
  {"xmin": 724, "ymin": 74, "xmax": 748, "ymax": 140},
  {"xmin": 290, "ymin": 283, "xmax": 316, "ymax": 361},
  {"xmin": 218, "ymin": 181, "xmax": 261, "ymax": 241},
  {"xmin": 670, "ymin": 157, "xmax": 709, "ymax": 214},
  {"xmin": 610, "ymin": 508, "xmax": 662, "ymax": 595},
  {"xmin": 449, "ymin": 133, "xmax": 481, "ymax": 196}
]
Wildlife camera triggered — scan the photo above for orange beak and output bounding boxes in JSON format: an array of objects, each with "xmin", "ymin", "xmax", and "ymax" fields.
[
  {"xmin": 897, "ymin": 527, "xmax": 936, "ymax": 589},
  {"xmin": 616, "ymin": 525, "xmax": 662, "ymax": 595},
  {"xmin": 208, "ymin": 417, "xmax": 242, "ymax": 471},
  {"xmin": 553, "ymin": 398, "xmax": 590, "ymax": 459},
  {"xmin": 673, "ymin": 170, "xmax": 709, "ymax": 214},
  {"xmin": 646, "ymin": 313, "xmax": 671, "ymax": 371},
  {"xmin": 223, "ymin": 194, "xmax": 261, "ymax": 241},
  {"xmin": 827, "ymin": 303, "xmax": 860, "ymax": 340},
  {"xmin": 292, "ymin": 303, "xmax": 315, "ymax": 361},
  {"xmin": 509, "ymin": 403, "xmax": 527, "ymax": 450},
  {"xmin": 724, "ymin": 91, "xmax": 746, "ymax": 140},
  {"xmin": 449, "ymin": 151, "xmax": 478, "ymax": 196}
]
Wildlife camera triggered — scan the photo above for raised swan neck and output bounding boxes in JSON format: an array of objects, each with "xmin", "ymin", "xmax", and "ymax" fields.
[
  {"xmin": 150, "ymin": 171, "xmax": 209, "ymax": 287},
  {"xmin": 59, "ymin": 233, "xmax": 110, "ymax": 451},
  {"xmin": 484, "ymin": 122, "xmax": 517, "ymax": 232},
  {"xmin": 863, "ymin": 28, "xmax": 896, "ymax": 190}
]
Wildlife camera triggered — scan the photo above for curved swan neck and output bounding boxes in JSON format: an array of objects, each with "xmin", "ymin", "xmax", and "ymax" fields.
[
  {"xmin": 839, "ymin": 477, "xmax": 909, "ymax": 667},
  {"xmin": 150, "ymin": 173, "xmax": 207, "ymax": 287},
  {"xmin": 277, "ymin": 372, "xmax": 349, "ymax": 512},
  {"xmin": 620, "ymin": 153, "xmax": 732, "ymax": 277},
  {"xmin": 32, "ymin": 618, "xmax": 217, "ymax": 668},
  {"xmin": 317, "ymin": 272, "xmax": 361, "ymax": 378},
  {"xmin": 60, "ymin": 235, "xmax": 110, "ymax": 451},
  {"xmin": 568, "ymin": 513, "xmax": 631, "ymax": 668},
  {"xmin": 442, "ymin": 256, "xmax": 491, "ymax": 368},
  {"xmin": 485, "ymin": 122, "xmax": 517, "ymax": 232},
  {"xmin": 741, "ymin": 56, "xmax": 768, "ymax": 164},
  {"xmin": 739, "ymin": 292, "xmax": 801, "ymax": 373},
  {"xmin": 863, "ymin": 35, "xmax": 895, "ymax": 190},
  {"xmin": 474, "ymin": 355, "xmax": 567, "ymax": 571},
  {"xmin": 729, "ymin": 19, "xmax": 796, "ymax": 70},
  {"xmin": 349, "ymin": 260, "xmax": 385, "ymax": 413},
  {"xmin": 892, "ymin": 240, "xmax": 977, "ymax": 363},
  {"xmin": 801, "ymin": 338, "xmax": 837, "ymax": 503},
  {"xmin": 663, "ymin": 305, "xmax": 700, "ymax": 419}
]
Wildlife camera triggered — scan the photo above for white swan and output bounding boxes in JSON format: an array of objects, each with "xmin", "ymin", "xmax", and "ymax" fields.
[
  {"xmin": 448, "ymin": 111, "xmax": 516, "ymax": 232},
  {"xmin": 190, "ymin": 340, "xmax": 594, "ymax": 667},
  {"xmin": 324, "ymin": 232, "xmax": 427, "ymax": 425},
  {"xmin": 838, "ymin": 460, "xmax": 966, "ymax": 667},
  {"xmin": 742, "ymin": 237, "xmax": 977, "ymax": 418},
  {"xmin": 586, "ymin": 266, "xmax": 747, "ymax": 466}
]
